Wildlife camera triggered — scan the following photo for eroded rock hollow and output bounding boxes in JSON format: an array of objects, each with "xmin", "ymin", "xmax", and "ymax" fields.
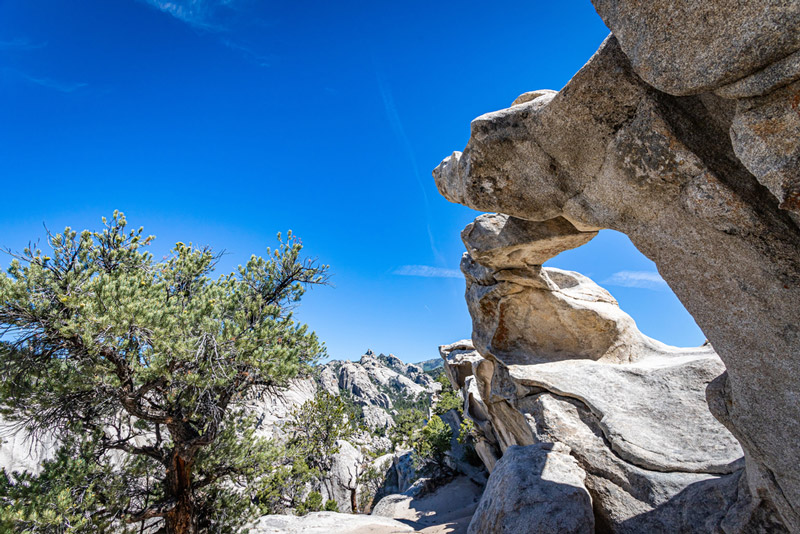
[{"xmin": 434, "ymin": 2, "xmax": 800, "ymax": 531}]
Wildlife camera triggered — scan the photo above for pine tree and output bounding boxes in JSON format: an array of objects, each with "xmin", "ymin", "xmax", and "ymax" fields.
[{"xmin": 0, "ymin": 212, "xmax": 328, "ymax": 534}]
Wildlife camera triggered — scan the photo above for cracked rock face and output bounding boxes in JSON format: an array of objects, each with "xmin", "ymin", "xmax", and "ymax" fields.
[
  {"xmin": 439, "ymin": 250, "xmax": 771, "ymax": 532},
  {"xmin": 435, "ymin": 9, "xmax": 800, "ymax": 528}
]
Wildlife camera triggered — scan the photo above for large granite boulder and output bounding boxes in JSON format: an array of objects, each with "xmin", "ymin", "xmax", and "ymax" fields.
[
  {"xmin": 467, "ymin": 443, "xmax": 594, "ymax": 534},
  {"xmin": 439, "ymin": 339, "xmax": 487, "ymax": 390},
  {"xmin": 321, "ymin": 440, "xmax": 364, "ymax": 514},
  {"xmin": 249, "ymin": 378, "xmax": 318, "ymax": 441},
  {"xmin": 590, "ymin": 0, "xmax": 800, "ymax": 96},
  {"xmin": 434, "ymin": 6, "xmax": 800, "ymax": 527},
  {"xmin": 0, "ymin": 418, "xmax": 55, "ymax": 476}
]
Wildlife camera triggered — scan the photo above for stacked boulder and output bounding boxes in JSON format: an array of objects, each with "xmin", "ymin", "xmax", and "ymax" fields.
[
  {"xmin": 441, "ymin": 214, "xmax": 784, "ymax": 533},
  {"xmin": 434, "ymin": 2, "xmax": 800, "ymax": 530}
]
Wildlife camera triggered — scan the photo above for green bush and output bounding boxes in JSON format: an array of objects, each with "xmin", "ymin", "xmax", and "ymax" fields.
[
  {"xmin": 323, "ymin": 500, "xmax": 339, "ymax": 512},
  {"xmin": 412, "ymin": 415, "xmax": 453, "ymax": 470},
  {"xmin": 390, "ymin": 408, "xmax": 426, "ymax": 448},
  {"xmin": 297, "ymin": 491, "xmax": 323, "ymax": 516},
  {"xmin": 433, "ymin": 374, "xmax": 463, "ymax": 416}
]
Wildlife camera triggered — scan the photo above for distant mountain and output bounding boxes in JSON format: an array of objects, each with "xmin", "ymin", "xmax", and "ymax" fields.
[
  {"xmin": 318, "ymin": 349, "xmax": 441, "ymax": 429},
  {"xmin": 414, "ymin": 358, "xmax": 444, "ymax": 373}
]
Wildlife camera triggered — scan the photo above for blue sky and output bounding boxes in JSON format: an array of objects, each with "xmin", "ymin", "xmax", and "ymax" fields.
[{"xmin": 0, "ymin": 0, "xmax": 705, "ymax": 362}]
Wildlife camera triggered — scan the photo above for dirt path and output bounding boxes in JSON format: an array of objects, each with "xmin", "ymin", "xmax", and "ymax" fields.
[
  {"xmin": 251, "ymin": 476, "xmax": 483, "ymax": 533},
  {"xmin": 373, "ymin": 476, "xmax": 484, "ymax": 534}
]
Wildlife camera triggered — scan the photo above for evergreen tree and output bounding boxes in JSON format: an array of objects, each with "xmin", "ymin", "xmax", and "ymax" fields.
[
  {"xmin": 284, "ymin": 390, "xmax": 358, "ymax": 482},
  {"xmin": 432, "ymin": 373, "xmax": 463, "ymax": 416},
  {"xmin": 0, "ymin": 212, "xmax": 328, "ymax": 534},
  {"xmin": 412, "ymin": 415, "xmax": 452, "ymax": 472}
]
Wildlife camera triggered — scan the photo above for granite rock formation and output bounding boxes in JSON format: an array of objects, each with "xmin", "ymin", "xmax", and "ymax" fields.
[
  {"xmin": 467, "ymin": 443, "xmax": 594, "ymax": 534},
  {"xmin": 434, "ymin": 3, "xmax": 800, "ymax": 529},
  {"xmin": 439, "ymin": 215, "xmax": 773, "ymax": 531},
  {"xmin": 318, "ymin": 350, "xmax": 441, "ymax": 428},
  {"xmin": 371, "ymin": 475, "xmax": 484, "ymax": 533}
]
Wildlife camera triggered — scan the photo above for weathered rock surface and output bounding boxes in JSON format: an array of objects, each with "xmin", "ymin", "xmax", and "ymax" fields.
[
  {"xmin": 590, "ymin": 0, "xmax": 800, "ymax": 96},
  {"xmin": 367, "ymin": 352, "xmax": 437, "ymax": 394},
  {"xmin": 435, "ymin": 6, "xmax": 800, "ymax": 528},
  {"xmin": 437, "ymin": 209, "xmax": 786, "ymax": 531},
  {"xmin": 250, "ymin": 512, "xmax": 413, "ymax": 534},
  {"xmin": 320, "ymin": 350, "xmax": 441, "ymax": 431},
  {"xmin": 322, "ymin": 440, "xmax": 364, "ymax": 514},
  {"xmin": 467, "ymin": 443, "xmax": 594, "ymax": 534},
  {"xmin": 249, "ymin": 378, "xmax": 318, "ymax": 441},
  {"xmin": 438, "ymin": 340, "xmax": 483, "ymax": 390},
  {"xmin": 392, "ymin": 450, "xmax": 418, "ymax": 495},
  {"xmin": 0, "ymin": 419, "xmax": 55, "ymax": 476},
  {"xmin": 439, "ymin": 260, "xmax": 765, "ymax": 532}
]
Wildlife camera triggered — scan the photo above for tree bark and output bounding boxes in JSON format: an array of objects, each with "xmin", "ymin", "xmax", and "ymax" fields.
[{"xmin": 165, "ymin": 453, "xmax": 197, "ymax": 534}]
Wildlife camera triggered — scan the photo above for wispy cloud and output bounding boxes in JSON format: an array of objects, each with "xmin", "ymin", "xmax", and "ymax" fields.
[
  {"xmin": 220, "ymin": 39, "xmax": 272, "ymax": 67},
  {"xmin": 393, "ymin": 265, "xmax": 462, "ymax": 279},
  {"xmin": 18, "ymin": 72, "xmax": 87, "ymax": 93},
  {"xmin": 140, "ymin": 0, "xmax": 237, "ymax": 30},
  {"xmin": 139, "ymin": 1, "xmax": 273, "ymax": 67},
  {"xmin": 603, "ymin": 270, "xmax": 668, "ymax": 290},
  {"xmin": 0, "ymin": 38, "xmax": 47, "ymax": 51}
]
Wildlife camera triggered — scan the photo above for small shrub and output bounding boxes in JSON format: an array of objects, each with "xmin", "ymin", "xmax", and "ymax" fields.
[
  {"xmin": 297, "ymin": 491, "xmax": 323, "ymax": 516},
  {"xmin": 323, "ymin": 500, "xmax": 338, "ymax": 512},
  {"xmin": 433, "ymin": 374, "xmax": 463, "ymax": 416},
  {"xmin": 412, "ymin": 415, "xmax": 452, "ymax": 470},
  {"xmin": 390, "ymin": 408, "xmax": 425, "ymax": 448},
  {"xmin": 356, "ymin": 464, "xmax": 387, "ymax": 513}
]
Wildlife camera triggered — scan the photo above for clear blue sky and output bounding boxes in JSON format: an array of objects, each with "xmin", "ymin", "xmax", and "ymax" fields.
[{"xmin": 0, "ymin": 0, "xmax": 705, "ymax": 362}]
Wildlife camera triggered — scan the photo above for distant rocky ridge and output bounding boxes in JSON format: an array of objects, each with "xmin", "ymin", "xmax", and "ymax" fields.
[
  {"xmin": 317, "ymin": 349, "xmax": 441, "ymax": 432},
  {"xmin": 413, "ymin": 358, "xmax": 444, "ymax": 374}
]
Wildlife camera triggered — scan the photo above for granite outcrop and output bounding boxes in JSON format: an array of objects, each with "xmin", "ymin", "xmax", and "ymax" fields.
[
  {"xmin": 434, "ymin": 2, "xmax": 800, "ymax": 529},
  {"xmin": 439, "ymin": 216, "xmax": 771, "ymax": 531}
]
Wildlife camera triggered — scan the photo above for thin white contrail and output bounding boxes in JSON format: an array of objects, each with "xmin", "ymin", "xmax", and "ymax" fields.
[{"xmin": 374, "ymin": 64, "xmax": 444, "ymax": 265}]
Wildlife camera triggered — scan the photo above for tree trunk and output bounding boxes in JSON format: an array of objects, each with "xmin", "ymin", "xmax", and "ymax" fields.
[{"xmin": 165, "ymin": 453, "xmax": 197, "ymax": 534}]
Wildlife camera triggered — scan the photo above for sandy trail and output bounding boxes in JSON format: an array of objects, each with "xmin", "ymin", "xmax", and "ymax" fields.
[
  {"xmin": 373, "ymin": 476, "xmax": 483, "ymax": 534},
  {"xmin": 251, "ymin": 476, "xmax": 483, "ymax": 533}
]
